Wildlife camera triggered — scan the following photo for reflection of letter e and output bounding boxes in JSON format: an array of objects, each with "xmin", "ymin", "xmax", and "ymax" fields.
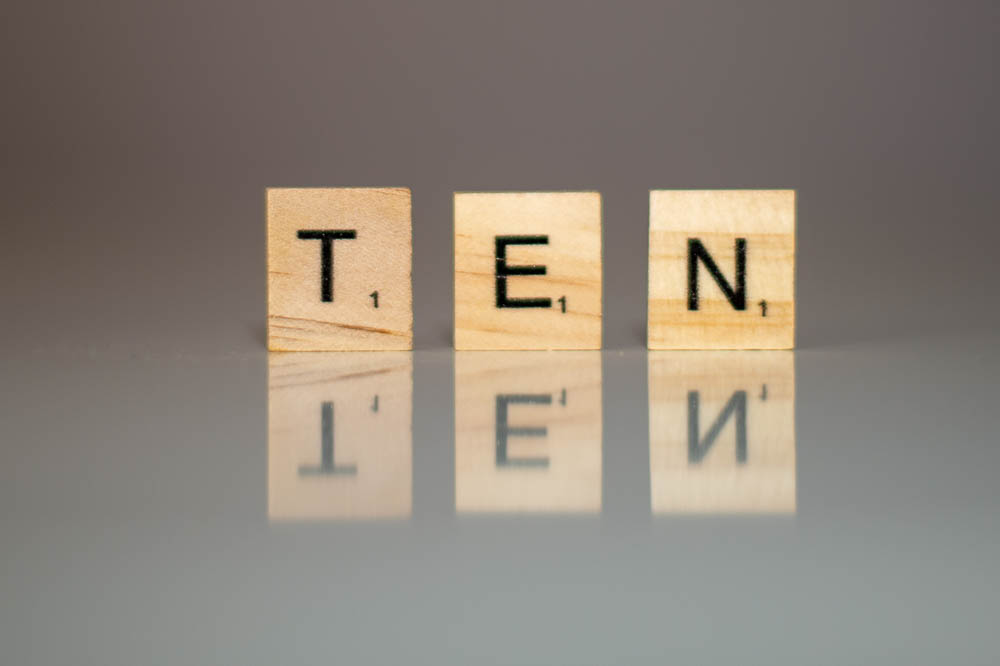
[
  {"xmin": 495, "ymin": 394, "xmax": 551, "ymax": 467},
  {"xmin": 455, "ymin": 351, "xmax": 603, "ymax": 514}
]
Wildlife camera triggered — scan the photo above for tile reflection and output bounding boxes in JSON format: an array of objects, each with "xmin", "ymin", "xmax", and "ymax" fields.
[
  {"xmin": 268, "ymin": 353, "xmax": 413, "ymax": 521},
  {"xmin": 455, "ymin": 352, "xmax": 602, "ymax": 515},
  {"xmin": 648, "ymin": 352, "xmax": 796, "ymax": 515}
]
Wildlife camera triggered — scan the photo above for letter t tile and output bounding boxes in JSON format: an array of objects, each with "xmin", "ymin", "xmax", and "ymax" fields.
[{"xmin": 267, "ymin": 187, "xmax": 413, "ymax": 351}]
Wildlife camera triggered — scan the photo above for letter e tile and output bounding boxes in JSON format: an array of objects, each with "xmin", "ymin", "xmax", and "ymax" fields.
[{"xmin": 454, "ymin": 192, "xmax": 602, "ymax": 350}]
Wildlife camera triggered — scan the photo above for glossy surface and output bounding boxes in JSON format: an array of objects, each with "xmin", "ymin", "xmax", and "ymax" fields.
[{"xmin": 3, "ymin": 338, "xmax": 998, "ymax": 663}]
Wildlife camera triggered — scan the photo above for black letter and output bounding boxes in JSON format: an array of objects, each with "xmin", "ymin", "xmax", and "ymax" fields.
[
  {"xmin": 299, "ymin": 402, "xmax": 357, "ymax": 476},
  {"xmin": 496, "ymin": 394, "xmax": 551, "ymax": 467},
  {"xmin": 688, "ymin": 390, "xmax": 747, "ymax": 463},
  {"xmin": 688, "ymin": 238, "xmax": 747, "ymax": 311},
  {"xmin": 297, "ymin": 230, "xmax": 357, "ymax": 302},
  {"xmin": 495, "ymin": 236, "xmax": 552, "ymax": 308}
]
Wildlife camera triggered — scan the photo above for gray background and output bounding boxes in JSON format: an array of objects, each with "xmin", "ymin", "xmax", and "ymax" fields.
[
  {"xmin": 3, "ymin": 0, "xmax": 998, "ymax": 351},
  {"xmin": 2, "ymin": 1, "xmax": 999, "ymax": 664}
]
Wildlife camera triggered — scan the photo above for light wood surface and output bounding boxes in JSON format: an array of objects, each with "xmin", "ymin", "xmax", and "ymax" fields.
[
  {"xmin": 454, "ymin": 192, "xmax": 602, "ymax": 350},
  {"xmin": 648, "ymin": 190, "xmax": 795, "ymax": 349},
  {"xmin": 648, "ymin": 351, "xmax": 795, "ymax": 514},
  {"xmin": 455, "ymin": 352, "xmax": 602, "ymax": 513},
  {"xmin": 267, "ymin": 187, "xmax": 413, "ymax": 351},
  {"xmin": 268, "ymin": 352, "xmax": 413, "ymax": 520}
]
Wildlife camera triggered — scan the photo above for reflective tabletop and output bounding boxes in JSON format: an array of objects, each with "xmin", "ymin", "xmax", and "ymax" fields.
[{"xmin": 2, "ymin": 337, "xmax": 997, "ymax": 664}]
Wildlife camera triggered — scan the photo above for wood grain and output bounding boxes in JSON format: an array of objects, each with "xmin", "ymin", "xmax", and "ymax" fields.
[
  {"xmin": 268, "ymin": 352, "xmax": 413, "ymax": 520},
  {"xmin": 267, "ymin": 187, "xmax": 412, "ymax": 351},
  {"xmin": 454, "ymin": 192, "xmax": 602, "ymax": 350},
  {"xmin": 648, "ymin": 351, "xmax": 795, "ymax": 514},
  {"xmin": 648, "ymin": 190, "xmax": 795, "ymax": 349},
  {"xmin": 455, "ymin": 352, "xmax": 602, "ymax": 514}
]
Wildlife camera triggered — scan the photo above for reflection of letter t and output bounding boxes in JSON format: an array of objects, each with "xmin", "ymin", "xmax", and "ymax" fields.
[
  {"xmin": 297, "ymin": 230, "xmax": 357, "ymax": 302},
  {"xmin": 299, "ymin": 402, "xmax": 357, "ymax": 476}
]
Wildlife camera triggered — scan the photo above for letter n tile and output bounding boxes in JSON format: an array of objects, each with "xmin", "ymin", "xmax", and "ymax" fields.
[{"xmin": 648, "ymin": 190, "xmax": 795, "ymax": 349}]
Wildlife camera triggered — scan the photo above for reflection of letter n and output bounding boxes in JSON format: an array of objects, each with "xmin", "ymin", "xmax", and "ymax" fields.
[{"xmin": 688, "ymin": 391, "xmax": 747, "ymax": 463}]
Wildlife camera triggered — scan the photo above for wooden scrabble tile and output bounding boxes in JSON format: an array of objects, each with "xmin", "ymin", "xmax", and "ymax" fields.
[
  {"xmin": 455, "ymin": 352, "xmax": 602, "ymax": 514},
  {"xmin": 648, "ymin": 352, "xmax": 795, "ymax": 514},
  {"xmin": 267, "ymin": 187, "xmax": 412, "ymax": 351},
  {"xmin": 268, "ymin": 352, "xmax": 412, "ymax": 520},
  {"xmin": 648, "ymin": 190, "xmax": 795, "ymax": 349},
  {"xmin": 454, "ymin": 192, "xmax": 602, "ymax": 350}
]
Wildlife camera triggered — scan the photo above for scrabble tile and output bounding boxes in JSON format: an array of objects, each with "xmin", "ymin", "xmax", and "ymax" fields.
[
  {"xmin": 648, "ymin": 190, "xmax": 795, "ymax": 349},
  {"xmin": 267, "ymin": 187, "xmax": 412, "ymax": 351},
  {"xmin": 454, "ymin": 192, "xmax": 602, "ymax": 350},
  {"xmin": 268, "ymin": 352, "xmax": 412, "ymax": 520},
  {"xmin": 455, "ymin": 352, "xmax": 602, "ymax": 514},
  {"xmin": 648, "ymin": 351, "xmax": 795, "ymax": 514}
]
